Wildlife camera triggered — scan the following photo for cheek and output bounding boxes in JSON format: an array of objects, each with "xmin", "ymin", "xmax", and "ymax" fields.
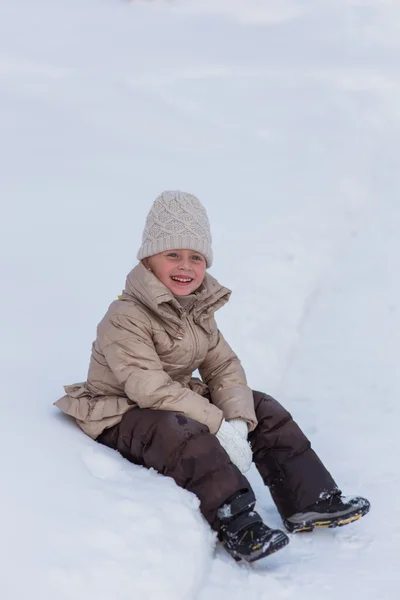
[
  {"xmin": 157, "ymin": 267, "xmax": 173, "ymax": 284},
  {"xmin": 195, "ymin": 264, "xmax": 207, "ymax": 279}
]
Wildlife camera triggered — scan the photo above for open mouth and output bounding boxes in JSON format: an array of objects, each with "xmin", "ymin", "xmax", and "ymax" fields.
[{"xmin": 170, "ymin": 276, "xmax": 193, "ymax": 285}]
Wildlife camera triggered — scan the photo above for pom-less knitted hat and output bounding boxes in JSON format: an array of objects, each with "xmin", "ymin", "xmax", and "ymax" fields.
[{"xmin": 137, "ymin": 190, "xmax": 213, "ymax": 267}]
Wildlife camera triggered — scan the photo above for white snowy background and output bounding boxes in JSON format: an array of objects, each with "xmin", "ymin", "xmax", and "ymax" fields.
[{"xmin": 1, "ymin": 0, "xmax": 399, "ymax": 598}]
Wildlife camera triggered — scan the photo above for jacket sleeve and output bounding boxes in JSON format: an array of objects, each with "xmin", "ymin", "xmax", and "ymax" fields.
[
  {"xmin": 99, "ymin": 311, "xmax": 223, "ymax": 434},
  {"xmin": 199, "ymin": 328, "xmax": 257, "ymax": 431}
]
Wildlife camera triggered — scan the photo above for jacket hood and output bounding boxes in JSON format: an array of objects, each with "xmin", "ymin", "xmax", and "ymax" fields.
[{"xmin": 121, "ymin": 262, "xmax": 231, "ymax": 335}]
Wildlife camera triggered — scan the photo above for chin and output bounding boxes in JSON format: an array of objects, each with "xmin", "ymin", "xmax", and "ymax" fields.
[
  {"xmin": 172, "ymin": 287, "xmax": 194, "ymax": 296},
  {"xmin": 170, "ymin": 281, "xmax": 200, "ymax": 296}
]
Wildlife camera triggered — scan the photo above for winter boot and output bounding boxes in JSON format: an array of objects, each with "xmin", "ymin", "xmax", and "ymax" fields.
[
  {"xmin": 217, "ymin": 490, "xmax": 289, "ymax": 563},
  {"xmin": 283, "ymin": 494, "xmax": 370, "ymax": 533}
]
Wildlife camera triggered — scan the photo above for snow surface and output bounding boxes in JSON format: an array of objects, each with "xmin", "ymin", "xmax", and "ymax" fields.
[{"xmin": 1, "ymin": 0, "xmax": 399, "ymax": 598}]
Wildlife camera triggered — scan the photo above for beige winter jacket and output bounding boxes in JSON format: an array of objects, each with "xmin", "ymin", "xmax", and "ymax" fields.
[{"xmin": 54, "ymin": 263, "xmax": 257, "ymax": 439}]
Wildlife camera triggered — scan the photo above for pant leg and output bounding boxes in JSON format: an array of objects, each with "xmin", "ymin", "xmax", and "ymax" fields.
[
  {"xmin": 97, "ymin": 407, "xmax": 252, "ymax": 529},
  {"xmin": 249, "ymin": 391, "xmax": 340, "ymax": 518}
]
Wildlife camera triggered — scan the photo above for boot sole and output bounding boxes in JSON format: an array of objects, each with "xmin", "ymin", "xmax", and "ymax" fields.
[
  {"xmin": 284, "ymin": 503, "xmax": 370, "ymax": 533},
  {"xmin": 232, "ymin": 531, "xmax": 290, "ymax": 563}
]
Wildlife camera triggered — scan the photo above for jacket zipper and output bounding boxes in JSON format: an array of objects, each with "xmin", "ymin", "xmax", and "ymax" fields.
[{"xmin": 182, "ymin": 311, "xmax": 198, "ymax": 367}]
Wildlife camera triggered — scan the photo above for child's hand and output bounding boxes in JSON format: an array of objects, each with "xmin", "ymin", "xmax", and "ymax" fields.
[
  {"xmin": 227, "ymin": 418, "xmax": 249, "ymax": 440},
  {"xmin": 215, "ymin": 420, "xmax": 252, "ymax": 473}
]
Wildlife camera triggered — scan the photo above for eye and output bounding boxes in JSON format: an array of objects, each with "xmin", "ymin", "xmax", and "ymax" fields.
[
  {"xmin": 191, "ymin": 254, "xmax": 203, "ymax": 262},
  {"xmin": 166, "ymin": 252, "xmax": 179, "ymax": 258}
]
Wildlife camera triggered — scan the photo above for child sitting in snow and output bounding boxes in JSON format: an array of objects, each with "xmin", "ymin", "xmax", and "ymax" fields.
[{"xmin": 55, "ymin": 190, "xmax": 370, "ymax": 563}]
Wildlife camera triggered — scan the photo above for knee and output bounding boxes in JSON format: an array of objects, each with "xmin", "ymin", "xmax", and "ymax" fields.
[
  {"xmin": 153, "ymin": 411, "xmax": 210, "ymax": 446},
  {"xmin": 142, "ymin": 412, "xmax": 217, "ymax": 475},
  {"xmin": 252, "ymin": 391, "xmax": 292, "ymax": 427},
  {"xmin": 120, "ymin": 409, "xmax": 210, "ymax": 448}
]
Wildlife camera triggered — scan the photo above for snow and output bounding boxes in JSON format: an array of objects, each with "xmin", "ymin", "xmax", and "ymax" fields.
[{"xmin": 1, "ymin": 0, "xmax": 399, "ymax": 598}]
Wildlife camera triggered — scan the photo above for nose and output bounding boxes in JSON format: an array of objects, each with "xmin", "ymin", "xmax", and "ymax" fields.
[{"xmin": 178, "ymin": 255, "xmax": 191, "ymax": 270}]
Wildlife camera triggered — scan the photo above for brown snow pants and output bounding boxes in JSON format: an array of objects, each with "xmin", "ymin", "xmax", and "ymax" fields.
[{"xmin": 97, "ymin": 391, "xmax": 339, "ymax": 529}]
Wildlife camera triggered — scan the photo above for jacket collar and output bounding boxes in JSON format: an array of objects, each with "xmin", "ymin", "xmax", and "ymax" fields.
[{"xmin": 121, "ymin": 262, "xmax": 231, "ymax": 336}]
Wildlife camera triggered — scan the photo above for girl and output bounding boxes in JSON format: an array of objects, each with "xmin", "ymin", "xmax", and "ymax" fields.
[{"xmin": 55, "ymin": 191, "xmax": 370, "ymax": 563}]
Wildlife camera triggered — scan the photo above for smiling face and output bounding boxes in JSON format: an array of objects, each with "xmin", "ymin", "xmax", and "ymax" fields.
[{"xmin": 143, "ymin": 249, "xmax": 207, "ymax": 296}]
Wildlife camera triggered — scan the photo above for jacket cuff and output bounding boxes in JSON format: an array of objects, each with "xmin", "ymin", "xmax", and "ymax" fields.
[
  {"xmin": 203, "ymin": 405, "xmax": 224, "ymax": 434},
  {"xmin": 210, "ymin": 386, "xmax": 257, "ymax": 431}
]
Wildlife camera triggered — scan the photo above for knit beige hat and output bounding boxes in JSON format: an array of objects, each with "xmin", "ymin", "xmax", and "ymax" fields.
[{"xmin": 137, "ymin": 190, "xmax": 213, "ymax": 267}]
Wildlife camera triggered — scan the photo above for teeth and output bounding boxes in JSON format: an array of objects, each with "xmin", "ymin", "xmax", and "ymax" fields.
[{"xmin": 171, "ymin": 276, "xmax": 192, "ymax": 283}]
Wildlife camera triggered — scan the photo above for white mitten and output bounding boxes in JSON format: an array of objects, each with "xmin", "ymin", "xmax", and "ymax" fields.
[
  {"xmin": 228, "ymin": 418, "xmax": 249, "ymax": 440},
  {"xmin": 215, "ymin": 420, "xmax": 253, "ymax": 473}
]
